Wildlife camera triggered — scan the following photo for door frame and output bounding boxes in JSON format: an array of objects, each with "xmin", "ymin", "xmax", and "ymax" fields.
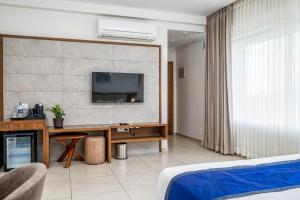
[{"xmin": 168, "ymin": 61, "xmax": 174, "ymax": 135}]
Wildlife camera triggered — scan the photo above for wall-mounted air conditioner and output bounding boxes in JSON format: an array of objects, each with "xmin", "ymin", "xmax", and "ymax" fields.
[{"xmin": 98, "ymin": 19, "xmax": 156, "ymax": 42}]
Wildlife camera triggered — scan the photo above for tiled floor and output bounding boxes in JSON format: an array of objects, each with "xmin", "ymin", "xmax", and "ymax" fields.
[{"xmin": 10, "ymin": 135, "xmax": 244, "ymax": 200}]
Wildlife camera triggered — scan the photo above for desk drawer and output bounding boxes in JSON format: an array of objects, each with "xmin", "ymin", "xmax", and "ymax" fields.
[
  {"xmin": 0, "ymin": 122, "xmax": 45, "ymax": 132},
  {"xmin": 0, "ymin": 124, "xmax": 9, "ymax": 131}
]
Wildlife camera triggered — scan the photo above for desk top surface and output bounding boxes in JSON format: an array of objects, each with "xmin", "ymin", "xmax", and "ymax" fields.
[
  {"xmin": 109, "ymin": 123, "xmax": 167, "ymax": 128},
  {"xmin": 47, "ymin": 123, "xmax": 167, "ymax": 132},
  {"xmin": 0, "ymin": 119, "xmax": 46, "ymax": 124},
  {"xmin": 0, "ymin": 119, "xmax": 166, "ymax": 132},
  {"xmin": 47, "ymin": 124, "xmax": 110, "ymax": 132},
  {"xmin": 0, "ymin": 119, "xmax": 46, "ymax": 132}
]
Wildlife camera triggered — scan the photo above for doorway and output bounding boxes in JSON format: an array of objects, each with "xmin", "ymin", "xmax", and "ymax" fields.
[{"xmin": 167, "ymin": 29, "xmax": 205, "ymax": 138}]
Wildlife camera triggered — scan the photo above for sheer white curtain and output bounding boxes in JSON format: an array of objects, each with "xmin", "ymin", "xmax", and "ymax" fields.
[{"xmin": 231, "ymin": 0, "xmax": 300, "ymax": 158}]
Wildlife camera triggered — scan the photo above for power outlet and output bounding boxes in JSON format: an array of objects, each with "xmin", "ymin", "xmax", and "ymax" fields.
[{"xmin": 117, "ymin": 128, "xmax": 130, "ymax": 132}]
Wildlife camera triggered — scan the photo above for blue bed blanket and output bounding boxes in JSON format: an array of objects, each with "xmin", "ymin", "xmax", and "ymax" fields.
[{"xmin": 165, "ymin": 159, "xmax": 300, "ymax": 200}]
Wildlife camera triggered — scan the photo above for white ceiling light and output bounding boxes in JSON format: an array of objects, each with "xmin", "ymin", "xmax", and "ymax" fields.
[{"xmin": 168, "ymin": 29, "xmax": 205, "ymax": 48}]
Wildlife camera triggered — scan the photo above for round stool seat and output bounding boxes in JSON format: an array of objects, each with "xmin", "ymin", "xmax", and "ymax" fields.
[
  {"xmin": 85, "ymin": 136, "xmax": 106, "ymax": 165},
  {"xmin": 50, "ymin": 133, "xmax": 88, "ymax": 140}
]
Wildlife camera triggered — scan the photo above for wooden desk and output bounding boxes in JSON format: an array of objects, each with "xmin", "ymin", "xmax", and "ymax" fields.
[
  {"xmin": 0, "ymin": 119, "xmax": 47, "ymax": 165},
  {"xmin": 46, "ymin": 124, "xmax": 111, "ymax": 167},
  {"xmin": 0, "ymin": 119, "xmax": 46, "ymax": 132},
  {"xmin": 0, "ymin": 121, "xmax": 168, "ymax": 168},
  {"xmin": 46, "ymin": 123, "xmax": 168, "ymax": 167},
  {"xmin": 109, "ymin": 123, "xmax": 168, "ymax": 152}
]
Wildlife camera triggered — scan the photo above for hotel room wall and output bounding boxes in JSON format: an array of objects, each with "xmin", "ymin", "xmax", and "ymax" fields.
[
  {"xmin": 0, "ymin": 4, "xmax": 204, "ymax": 126},
  {"xmin": 3, "ymin": 37, "xmax": 160, "ymax": 125},
  {"xmin": 2, "ymin": 37, "xmax": 161, "ymax": 160},
  {"xmin": 176, "ymin": 41, "xmax": 206, "ymax": 141},
  {"xmin": 0, "ymin": 2, "xmax": 205, "ymax": 157}
]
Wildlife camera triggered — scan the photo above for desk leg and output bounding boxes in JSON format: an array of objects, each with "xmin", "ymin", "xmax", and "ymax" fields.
[
  {"xmin": 107, "ymin": 129, "xmax": 111, "ymax": 163},
  {"xmin": 159, "ymin": 125, "xmax": 168, "ymax": 153},
  {"xmin": 43, "ymin": 128, "xmax": 50, "ymax": 168},
  {"xmin": 164, "ymin": 124, "xmax": 168, "ymax": 138}
]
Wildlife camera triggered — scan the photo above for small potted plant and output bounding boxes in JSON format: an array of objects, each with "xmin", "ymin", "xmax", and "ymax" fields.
[{"xmin": 49, "ymin": 104, "xmax": 66, "ymax": 128}]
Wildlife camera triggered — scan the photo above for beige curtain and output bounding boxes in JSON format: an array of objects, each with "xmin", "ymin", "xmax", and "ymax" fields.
[{"xmin": 203, "ymin": 5, "xmax": 233, "ymax": 155}]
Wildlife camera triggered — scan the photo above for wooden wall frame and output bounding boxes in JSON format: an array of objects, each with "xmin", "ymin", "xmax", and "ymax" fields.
[
  {"xmin": 0, "ymin": 34, "xmax": 162, "ymax": 123},
  {"xmin": 0, "ymin": 35, "xmax": 3, "ymax": 122}
]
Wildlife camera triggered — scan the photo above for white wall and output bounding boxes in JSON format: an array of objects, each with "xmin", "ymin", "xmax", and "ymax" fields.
[
  {"xmin": 0, "ymin": 0, "xmax": 206, "ymax": 25},
  {"xmin": 176, "ymin": 41, "xmax": 206, "ymax": 140}
]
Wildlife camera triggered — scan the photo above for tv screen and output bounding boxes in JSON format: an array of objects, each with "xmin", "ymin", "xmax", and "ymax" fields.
[{"xmin": 92, "ymin": 72, "xmax": 144, "ymax": 103}]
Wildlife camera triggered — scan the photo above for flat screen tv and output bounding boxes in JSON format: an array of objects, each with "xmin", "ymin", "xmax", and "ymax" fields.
[{"xmin": 92, "ymin": 72, "xmax": 144, "ymax": 103}]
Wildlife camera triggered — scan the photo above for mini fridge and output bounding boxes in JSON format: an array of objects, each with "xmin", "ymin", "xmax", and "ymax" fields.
[{"xmin": 2, "ymin": 132, "xmax": 37, "ymax": 172}]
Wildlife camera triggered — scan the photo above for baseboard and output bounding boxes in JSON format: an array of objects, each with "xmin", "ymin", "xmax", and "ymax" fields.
[{"xmin": 175, "ymin": 132, "xmax": 203, "ymax": 145}]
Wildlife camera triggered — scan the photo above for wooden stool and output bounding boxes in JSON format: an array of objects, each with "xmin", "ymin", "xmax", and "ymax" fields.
[
  {"xmin": 85, "ymin": 136, "xmax": 106, "ymax": 165},
  {"xmin": 50, "ymin": 133, "xmax": 88, "ymax": 168}
]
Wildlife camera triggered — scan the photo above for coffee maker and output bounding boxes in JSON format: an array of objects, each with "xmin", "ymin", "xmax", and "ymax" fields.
[{"xmin": 27, "ymin": 104, "xmax": 46, "ymax": 119}]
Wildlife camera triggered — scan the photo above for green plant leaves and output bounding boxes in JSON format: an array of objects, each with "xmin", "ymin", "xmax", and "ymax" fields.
[{"xmin": 49, "ymin": 104, "xmax": 66, "ymax": 119}]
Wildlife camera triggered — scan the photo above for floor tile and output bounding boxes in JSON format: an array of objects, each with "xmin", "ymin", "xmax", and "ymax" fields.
[
  {"xmin": 46, "ymin": 162, "xmax": 69, "ymax": 182},
  {"xmin": 117, "ymin": 171, "xmax": 158, "ymax": 190},
  {"xmin": 69, "ymin": 160, "xmax": 89, "ymax": 167},
  {"xmin": 71, "ymin": 176, "xmax": 123, "ymax": 197},
  {"xmin": 144, "ymin": 159, "xmax": 185, "ymax": 173},
  {"xmin": 70, "ymin": 163, "xmax": 113, "ymax": 179},
  {"xmin": 127, "ymin": 187, "xmax": 157, "ymax": 200},
  {"xmin": 72, "ymin": 191, "xmax": 131, "ymax": 200},
  {"xmin": 42, "ymin": 134, "xmax": 244, "ymax": 199},
  {"xmin": 42, "ymin": 180, "xmax": 71, "ymax": 200},
  {"xmin": 173, "ymin": 151, "xmax": 243, "ymax": 165},
  {"xmin": 137, "ymin": 152, "xmax": 178, "ymax": 162},
  {"xmin": 108, "ymin": 157, "xmax": 153, "ymax": 175}
]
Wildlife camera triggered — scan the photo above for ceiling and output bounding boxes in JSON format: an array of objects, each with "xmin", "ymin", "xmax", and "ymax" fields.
[
  {"xmin": 168, "ymin": 30, "xmax": 205, "ymax": 49},
  {"xmin": 67, "ymin": 0, "xmax": 235, "ymax": 16}
]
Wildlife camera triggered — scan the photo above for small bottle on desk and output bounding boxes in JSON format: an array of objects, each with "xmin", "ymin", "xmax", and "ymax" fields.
[{"xmin": 17, "ymin": 102, "xmax": 23, "ymax": 117}]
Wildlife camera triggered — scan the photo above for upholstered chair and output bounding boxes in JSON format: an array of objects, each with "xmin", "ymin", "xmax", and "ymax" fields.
[{"xmin": 0, "ymin": 163, "xmax": 47, "ymax": 200}]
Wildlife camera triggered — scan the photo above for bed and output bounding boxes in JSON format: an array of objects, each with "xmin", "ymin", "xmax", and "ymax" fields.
[{"xmin": 157, "ymin": 154, "xmax": 300, "ymax": 200}]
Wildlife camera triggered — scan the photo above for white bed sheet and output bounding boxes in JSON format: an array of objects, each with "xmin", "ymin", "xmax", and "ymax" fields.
[{"xmin": 157, "ymin": 154, "xmax": 300, "ymax": 200}]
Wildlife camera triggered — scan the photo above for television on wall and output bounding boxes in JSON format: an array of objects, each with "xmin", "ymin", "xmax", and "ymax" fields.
[{"xmin": 92, "ymin": 72, "xmax": 144, "ymax": 103}]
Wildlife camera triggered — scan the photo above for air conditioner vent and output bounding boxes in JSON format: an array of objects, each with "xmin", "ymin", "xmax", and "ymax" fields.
[{"xmin": 98, "ymin": 19, "xmax": 156, "ymax": 42}]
